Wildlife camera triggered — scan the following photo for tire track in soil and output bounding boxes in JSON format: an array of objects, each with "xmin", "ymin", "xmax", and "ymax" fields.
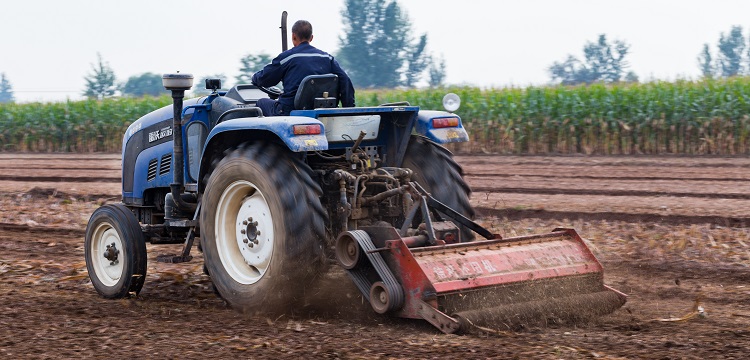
[
  {"xmin": 457, "ymin": 157, "xmax": 750, "ymax": 168},
  {"xmin": 0, "ymin": 175, "xmax": 120, "ymax": 183},
  {"xmin": 477, "ymin": 207, "xmax": 750, "ymax": 228},
  {"xmin": 11, "ymin": 187, "xmax": 119, "ymax": 201},
  {"xmin": 0, "ymin": 166, "xmax": 119, "ymax": 171},
  {"xmin": 0, "ymin": 157, "xmax": 120, "ymax": 161},
  {"xmin": 470, "ymin": 186, "xmax": 750, "ymax": 200},
  {"xmin": 0, "ymin": 222, "xmax": 84, "ymax": 236},
  {"xmin": 466, "ymin": 172, "xmax": 750, "ymax": 182}
]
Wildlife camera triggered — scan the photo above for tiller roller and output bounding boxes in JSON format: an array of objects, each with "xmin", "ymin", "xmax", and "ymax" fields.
[{"xmin": 336, "ymin": 184, "xmax": 627, "ymax": 334}]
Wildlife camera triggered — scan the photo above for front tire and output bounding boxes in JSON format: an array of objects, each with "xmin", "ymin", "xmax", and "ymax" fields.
[
  {"xmin": 201, "ymin": 142, "xmax": 326, "ymax": 314},
  {"xmin": 402, "ymin": 136, "xmax": 475, "ymax": 241},
  {"xmin": 85, "ymin": 204, "xmax": 147, "ymax": 298}
]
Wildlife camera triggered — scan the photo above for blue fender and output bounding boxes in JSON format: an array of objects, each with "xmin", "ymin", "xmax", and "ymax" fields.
[
  {"xmin": 204, "ymin": 116, "xmax": 329, "ymax": 153},
  {"xmin": 416, "ymin": 110, "xmax": 470, "ymax": 144}
]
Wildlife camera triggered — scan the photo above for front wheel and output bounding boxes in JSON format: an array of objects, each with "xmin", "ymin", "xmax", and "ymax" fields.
[
  {"xmin": 201, "ymin": 142, "xmax": 326, "ymax": 314},
  {"xmin": 84, "ymin": 204, "xmax": 147, "ymax": 298}
]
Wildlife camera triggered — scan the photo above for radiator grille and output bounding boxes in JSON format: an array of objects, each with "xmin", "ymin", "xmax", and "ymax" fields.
[
  {"xmin": 147, "ymin": 158, "xmax": 158, "ymax": 181},
  {"xmin": 159, "ymin": 153, "xmax": 172, "ymax": 176}
]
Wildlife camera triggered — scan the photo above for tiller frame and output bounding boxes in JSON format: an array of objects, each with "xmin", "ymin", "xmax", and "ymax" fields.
[{"xmin": 335, "ymin": 184, "xmax": 627, "ymax": 333}]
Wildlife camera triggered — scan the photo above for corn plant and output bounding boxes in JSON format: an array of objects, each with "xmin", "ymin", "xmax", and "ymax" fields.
[
  {"xmin": 357, "ymin": 77, "xmax": 750, "ymax": 155},
  {"xmin": 1, "ymin": 77, "xmax": 750, "ymax": 154},
  {"xmin": 0, "ymin": 96, "xmax": 172, "ymax": 152}
]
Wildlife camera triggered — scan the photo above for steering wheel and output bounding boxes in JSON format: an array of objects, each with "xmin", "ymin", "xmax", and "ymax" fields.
[{"xmin": 258, "ymin": 85, "xmax": 282, "ymax": 100}]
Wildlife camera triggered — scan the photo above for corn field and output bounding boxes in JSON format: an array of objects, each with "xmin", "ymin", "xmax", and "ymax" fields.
[
  {"xmin": 2, "ymin": 77, "xmax": 750, "ymax": 154},
  {"xmin": 0, "ymin": 96, "xmax": 172, "ymax": 152},
  {"xmin": 359, "ymin": 77, "xmax": 750, "ymax": 155}
]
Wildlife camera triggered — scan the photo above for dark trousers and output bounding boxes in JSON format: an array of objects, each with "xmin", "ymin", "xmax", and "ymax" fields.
[{"xmin": 256, "ymin": 98, "xmax": 287, "ymax": 117}]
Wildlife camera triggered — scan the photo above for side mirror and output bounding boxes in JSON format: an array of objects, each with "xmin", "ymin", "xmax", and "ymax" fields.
[{"xmin": 205, "ymin": 78, "xmax": 222, "ymax": 91}]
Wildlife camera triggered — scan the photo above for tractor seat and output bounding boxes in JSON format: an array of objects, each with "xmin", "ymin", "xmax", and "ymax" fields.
[{"xmin": 294, "ymin": 74, "xmax": 339, "ymax": 110}]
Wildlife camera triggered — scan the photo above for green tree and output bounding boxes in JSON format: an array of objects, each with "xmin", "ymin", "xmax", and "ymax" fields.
[
  {"xmin": 338, "ymin": 0, "xmax": 431, "ymax": 88},
  {"xmin": 83, "ymin": 53, "xmax": 117, "ymax": 99},
  {"xmin": 0, "ymin": 73, "xmax": 14, "ymax": 103},
  {"xmin": 236, "ymin": 53, "xmax": 273, "ymax": 84},
  {"xmin": 121, "ymin": 72, "xmax": 164, "ymax": 97},
  {"xmin": 549, "ymin": 56, "xmax": 591, "ymax": 85},
  {"xmin": 717, "ymin": 26, "xmax": 745, "ymax": 77},
  {"xmin": 404, "ymin": 34, "xmax": 430, "ymax": 87},
  {"xmin": 549, "ymin": 34, "xmax": 631, "ymax": 85},
  {"xmin": 624, "ymin": 71, "xmax": 639, "ymax": 83},
  {"xmin": 697, "ymin": 43, "xmax": 715, "ymax": 78},
  {"xmin": 428, "ymin": 55, "xmax": 446, "ymax": 87},
  {"xmin": 192, "ymin": 74, "xmax": 227, "ymax": 96}
]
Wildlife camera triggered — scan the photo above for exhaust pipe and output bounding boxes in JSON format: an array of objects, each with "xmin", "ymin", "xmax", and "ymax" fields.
[
  {"xmin": 280, "ymin": 11, "xmax": 288, "ymax": 52},
  {"xmin": 162, "ymin": 73, "xmax": 197, "ymax": 213}
]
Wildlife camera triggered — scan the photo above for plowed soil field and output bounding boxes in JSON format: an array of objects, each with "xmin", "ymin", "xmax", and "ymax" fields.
[{"xmin": 1, "ymin": 153, "xmax": 749, "ymax": 359}]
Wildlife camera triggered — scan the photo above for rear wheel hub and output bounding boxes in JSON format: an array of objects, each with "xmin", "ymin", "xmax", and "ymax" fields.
[{"xmin": 216, "ymin": 180, "xmax": 275, "ymax": 285}]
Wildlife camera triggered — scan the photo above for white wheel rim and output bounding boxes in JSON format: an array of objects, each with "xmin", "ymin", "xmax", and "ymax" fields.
[
  {"xmin": 90, "ymin": 222, "xmax": 125, "ymax": 287},
  {"xmin": 215, "ymin": 180, "xmax": 275, "ymax": 285}
]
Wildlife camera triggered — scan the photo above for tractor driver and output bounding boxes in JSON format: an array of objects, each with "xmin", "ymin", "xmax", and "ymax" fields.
[{"xmin": 252, "ymin": 20, "xmax": 356, "ymax": 116}]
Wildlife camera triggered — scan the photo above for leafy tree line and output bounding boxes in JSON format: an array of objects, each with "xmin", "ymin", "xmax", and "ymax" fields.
[
  {"xmin": 336, "ymin": 0, "xmax": 445, "ymax": 88},
  {"xmin": 546, "ymin": 25, "xmax": 750, "ymax": 85},
  {"xmin": 14, "ymin": 4, "xmax": 750, "ymax": 103},
  {"xmin": 697, "ymin": 25, "xmax": 750, "ymax": 78},
  {"xmin": 0, "ymin": 73, "xmax": 14, "ymax": 103},
  {"xmin": 548, "ymin": 34, "xmax": 638, "ymax": 86}
]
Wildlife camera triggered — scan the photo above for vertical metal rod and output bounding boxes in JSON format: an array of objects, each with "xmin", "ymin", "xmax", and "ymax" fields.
[
  {"xmin": 171, "ymin": 90, "xmax": 185, "ymax": 188},
  {"xmin": 168, "ymin": 89, "xmax": 196, "ymax": 213},
  {"xmin": 280, "ymin": 11, "xmax": 288, "ymax": 52}
]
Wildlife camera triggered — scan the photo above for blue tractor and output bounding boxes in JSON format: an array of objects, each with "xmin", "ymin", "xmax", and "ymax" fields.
[
  {"xmin": 84, "ymin": 14, "xmax": 625, "ymax": 333},
  {"xmin": 85, "ymin": 72, "xmax": 476, "ymax": 300}
]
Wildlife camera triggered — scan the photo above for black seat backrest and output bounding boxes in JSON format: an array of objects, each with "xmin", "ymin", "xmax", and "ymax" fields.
[{"xmin": 294, "ymin": 74, "xmax": 339, "ymax": 110}]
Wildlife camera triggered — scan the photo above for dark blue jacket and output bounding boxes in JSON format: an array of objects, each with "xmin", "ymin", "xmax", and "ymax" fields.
[{"xmin": 252, "ymin": 42, "xmax": 356, "ymax": 113}]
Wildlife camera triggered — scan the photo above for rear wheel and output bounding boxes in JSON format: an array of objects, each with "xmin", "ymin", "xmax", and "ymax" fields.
[
  {"xmin": 85, "ymin": 204, "xmax": 147, "ymax": 298},
  {"xmin": 402, "ymin": 136, "xmax": 475, "ymax": 241},
  {"xmin": 201, "ymin": 142, "xmax": 326, "ymax": 314}
]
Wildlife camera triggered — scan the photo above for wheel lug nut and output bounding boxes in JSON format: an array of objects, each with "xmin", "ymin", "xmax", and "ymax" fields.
[
  {"xmin": 256, "ymin": 231, "xmax": 261, "ymax": 236},
  {"xmin": 247, "ymin": 217, "xmax": 253, "ymax": 222},
  {"xmin": 253, "ymin": 239, "xmax": 259, "ymax": 244},
  {"xmin": 253, "ymin": 221, "xmax": 259, "ymax": 226},
  {"xmin": 243, "ymin": 220, "xmax": 248, "ymax": 225},
  {"xmin": 241, "ymin": 229, "xmax": 246, "ymax": 234},
  {"xmin": 249, "ymin": 243, "xmax": 254, "ymax": 248},
  {"xmin": 243, "ymin": 238, "xmax": 249, "ymax": 243}
]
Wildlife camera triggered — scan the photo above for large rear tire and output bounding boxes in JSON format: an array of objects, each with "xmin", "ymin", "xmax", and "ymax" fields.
[
  {"xmin": 85, "ymin": 204, "xmax": 147, "ymax": 298},
  {"xmin": 200, "ymin": 142, "xmax": 326, "ymax": 314},
  {"xmin": 402, "ymin": 136, "xmax": 475, "ymax": 241}
]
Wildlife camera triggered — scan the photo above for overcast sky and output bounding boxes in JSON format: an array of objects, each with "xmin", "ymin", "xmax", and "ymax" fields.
[{"xmin": 2, "ymin": 0, "xmax": 749, "ymax": 102}]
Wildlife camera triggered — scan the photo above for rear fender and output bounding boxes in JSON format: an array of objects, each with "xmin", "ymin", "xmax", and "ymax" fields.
[
  {"xmin": 199, "ymin": 116, "xmax": 328, "ymax": 191},
  {"xmin": 417, "ymin": 110, "xmax": 469, "ymax": 144},
  {"xmin": 205, "ymin": 116, "xmax": 328, "ymax": 153}
]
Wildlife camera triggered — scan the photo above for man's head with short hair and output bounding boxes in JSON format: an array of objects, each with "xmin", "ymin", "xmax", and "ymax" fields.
[{"xmin": 291, "ymin": 20, "xmax": 313, "ymax": 47}]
